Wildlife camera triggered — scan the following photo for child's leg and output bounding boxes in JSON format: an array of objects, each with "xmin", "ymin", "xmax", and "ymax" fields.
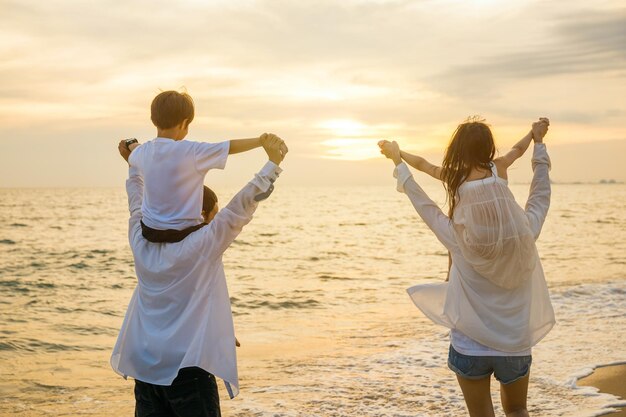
[
  {"xmin": 500, "ymin": 373, "xmax": 530, "ymax": 417},
  {"xmin": 456, "ymin": 375, "xmax": 496, "ymax": 417}
]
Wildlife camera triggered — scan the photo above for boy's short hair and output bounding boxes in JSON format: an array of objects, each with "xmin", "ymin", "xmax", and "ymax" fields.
[
  {"xmin": 151, "ymin": 91, "xmax": 195, "ymax": 129},
  {"xmin": 202, "ymin": 186, "xmax": 218, "ymax": 213}
]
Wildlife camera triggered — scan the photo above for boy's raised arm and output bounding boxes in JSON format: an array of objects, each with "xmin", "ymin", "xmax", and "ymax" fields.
[
  {"xmin": 229, "ymin": 133, "xmax": 289, "ymax": 155},
  {"xmin": 228, "ymin": 136, "xmax": 262, "ymax": 154}
]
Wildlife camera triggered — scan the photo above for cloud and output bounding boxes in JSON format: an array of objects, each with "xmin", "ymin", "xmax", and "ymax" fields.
[
  {"xmin": 0, "ymin": 0, "xmax": 625, "ymax": 186},
  {"xmin": 427, "ymin": 9, "xmax": 626, "ymax": 98}
]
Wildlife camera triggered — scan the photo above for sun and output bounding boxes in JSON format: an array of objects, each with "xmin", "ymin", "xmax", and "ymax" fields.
[
  {"xmin": 320, "ymin": 138, "xmax": 381, "ymax": 161},
  {"xmin": 317, "ymin": 119, "xmax": 384, "ymax": 160},
  {"xmin": 318, "ymin": 119, "xmax": 368, "ymax": 137}
]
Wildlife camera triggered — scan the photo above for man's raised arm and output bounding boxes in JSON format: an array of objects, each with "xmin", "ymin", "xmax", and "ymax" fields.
[{"xmin": 200, "ymin": 134, "xmax": 288, "ymax": 258}]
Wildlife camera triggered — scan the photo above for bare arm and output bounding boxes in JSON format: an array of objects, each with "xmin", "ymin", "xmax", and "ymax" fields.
[
  {"xmin": 496, "ymin": 130, "xmax": 533, "ymax": 169},
  {"xmin": 228, "ymin": 133, "xmax": 289, "ymax": 155},
  {"xmin": 228, "ymin": 137, "xmax": 262, "ymax": 154},
  {"xmin": 400, "ymin": 150, "xmax": 444, "ymax": 180},
  {"xmin": 496, "ymin": 118, "xmax": 550, "ymax": 169}
]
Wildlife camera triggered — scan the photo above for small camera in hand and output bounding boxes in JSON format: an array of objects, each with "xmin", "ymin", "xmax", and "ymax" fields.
[{"xmin": 124, "ymin": 138, "xmax": 138, "ymax": 150}]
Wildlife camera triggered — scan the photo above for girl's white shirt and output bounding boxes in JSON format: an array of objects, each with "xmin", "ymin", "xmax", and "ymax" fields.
[
  {"xmin": 111, "ymin": 161, "xmax": 281, "ymax": 399},
  {"xmin": 396, "ymin": 143, "xmax": 554, "ymax": 354}
]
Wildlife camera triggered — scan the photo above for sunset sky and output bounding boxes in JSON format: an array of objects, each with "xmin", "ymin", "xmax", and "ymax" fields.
[{"xmin": 0, "ymin": 0, "xmax": 624, "ymax": 187}]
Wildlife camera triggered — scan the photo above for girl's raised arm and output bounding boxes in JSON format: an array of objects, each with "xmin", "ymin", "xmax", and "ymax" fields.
[
  {"xmin": 400, "ymin": 150, "xmax": 444, "ymax": 180},
  {"xmin": 496, "ymin": 118, "xmax": 549, "ymax": 170},
  {"xmin": 496, "ymin": 129, "xmax": 533, "ymax": 170}
]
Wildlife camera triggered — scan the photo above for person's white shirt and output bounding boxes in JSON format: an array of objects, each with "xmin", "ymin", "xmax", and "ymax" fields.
[
  {"xmin": 128, "ymin": 138, "xmax": 230, "ymax": 230},
  {"xmin": 110, "ymin": 159, "xmax": 282, "ymax": 399},
  {"xmin": 395, "ymin": 143, "xmax": 554, "ymax": 354}
]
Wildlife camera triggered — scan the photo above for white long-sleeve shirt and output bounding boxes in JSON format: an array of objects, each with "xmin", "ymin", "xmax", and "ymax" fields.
[
  {"xmin": 399, "ymin": 143, "xmax": 555, "ymax": 353},
  {"xmin": 110, "ymin": 160, "xmax": 282, "ymax": 398}
]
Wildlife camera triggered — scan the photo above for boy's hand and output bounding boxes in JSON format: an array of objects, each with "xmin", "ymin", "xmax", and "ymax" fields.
[
  {"xmin": 532, "ymin": 118, "xmax": 549, "ymax": 143},
  {"xmin": 264, "ymin": 134, "xmax": 288, "ymax": 165},
  {"xmin": 378, "ymin": 140, "xmax": 402, "ymax": 165},
  {"xmin": 261, "ymin": 133, "xmax": 288, "ymax": 157},
  {"xmin": 118, "ymin": 139, "xmax": 141, "ymax": 163},
  {"xmin": 118, "ymin": 140, "xmax": 131, "ymax": 162}
]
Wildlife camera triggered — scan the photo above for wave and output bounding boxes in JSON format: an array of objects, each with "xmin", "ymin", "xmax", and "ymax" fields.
[
  {"xmin": 9, "ymin": 223, "xmax": 28, "ymax": 228},
  {"xmin": 571, "ymin": 361, "xmax": 626, "ymax": 417},
  {"xmin": 232, "ymin": 298, "xmax": 321, "ymax": 311},
  {"xmin": 318, "ymin": 274, "xmax": 355, "ymax": 281},
  {"xmin": 0, "ymin": 338, "xmax": 85, "ymax": 353},
  {"xmin": 69, "ymin": 261, "xmax": 89, "ymax": 269}
]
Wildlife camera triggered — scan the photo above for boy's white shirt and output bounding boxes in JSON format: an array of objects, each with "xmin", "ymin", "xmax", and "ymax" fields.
[
  {"xmin": 397, "ymin": 143, "xmax": 555, "ymax": 353},
  {"xmin": 110, "ymin": 160, "xmax": 282, "ymax": 399},
  {"xmin": 128, "ymin": 138, "xmax": 230, "ymax": 230}
]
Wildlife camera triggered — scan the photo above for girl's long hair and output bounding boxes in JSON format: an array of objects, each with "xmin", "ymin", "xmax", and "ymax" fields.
[{"xmin": 442, "ymin": 118, "xmax": 496, "ymax": 217}]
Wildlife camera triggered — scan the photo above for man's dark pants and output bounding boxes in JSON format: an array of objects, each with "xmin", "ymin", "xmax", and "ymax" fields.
[{"xmin": 134, "ymin": 367, "xmax": 221, "ymax": 417}]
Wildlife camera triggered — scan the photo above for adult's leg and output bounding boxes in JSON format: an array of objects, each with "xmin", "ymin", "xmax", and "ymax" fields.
[
  {"xmin": 456, "ymin": 375, "xmax": 496, "ymax": 417},
  {"xmin": 165, "ymin": 367, "xmax": 221, "ymax": 417},
  {"xmin": 134, "ymin": 380, "xmax": 172, "ymax": 417},
  {"xmin": 500, "ymin": 373, "xmax": 530, "ymax": 417}
]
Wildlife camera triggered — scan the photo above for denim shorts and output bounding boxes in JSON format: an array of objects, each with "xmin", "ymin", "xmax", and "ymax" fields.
[{"xmin": 448, "ymin": 345, "xmax": 532, "ymax": 385}]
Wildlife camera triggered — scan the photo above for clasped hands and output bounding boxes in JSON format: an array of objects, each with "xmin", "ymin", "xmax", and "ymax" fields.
[
  {"xmin": 260, "ymin": 133, "xmax": 288, "ymax": 165},
  {"xmin": 377, "ymin": 139, "xmax": 401, "ymax": 165},
  {"xmin": 532, "ymin": 118, "xmax": 550, "ymax": 142}
]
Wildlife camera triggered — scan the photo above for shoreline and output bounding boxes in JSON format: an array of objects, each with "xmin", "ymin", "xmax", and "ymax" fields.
[{"xmin": 577, "ymin": 363, "xmax": 626, "ymax": 416}]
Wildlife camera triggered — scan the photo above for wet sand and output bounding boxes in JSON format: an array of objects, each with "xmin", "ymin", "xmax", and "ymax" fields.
[{"xmin": 578, "ymin": 364, "xmax": 626, "ymax": 416}]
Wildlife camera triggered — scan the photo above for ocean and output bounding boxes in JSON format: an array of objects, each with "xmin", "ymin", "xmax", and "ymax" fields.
[{"xmin": 0, "ymin": 183, "xmax": 624, "ymax": 416}]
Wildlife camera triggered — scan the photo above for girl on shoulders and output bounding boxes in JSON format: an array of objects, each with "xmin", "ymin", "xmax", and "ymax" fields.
[{"xmin": 379, "ymin": 117, "xmax": 552, "ymax": 417}]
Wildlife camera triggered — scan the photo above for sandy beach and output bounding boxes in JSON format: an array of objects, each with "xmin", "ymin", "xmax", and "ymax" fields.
[{"xmin": 578, "ymin": 364, "xmax": 626, "ymax": 416}]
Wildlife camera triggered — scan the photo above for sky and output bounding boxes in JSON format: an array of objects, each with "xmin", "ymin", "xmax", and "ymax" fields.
[{"xmin": 0, "ymin": 0, "xmax": 624, "ymax": 187}]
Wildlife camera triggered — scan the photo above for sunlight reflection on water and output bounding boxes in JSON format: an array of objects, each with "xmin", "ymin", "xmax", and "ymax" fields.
[{"xmin": 0, "ymin": 184, "xmax": 624, "ymax": 416}]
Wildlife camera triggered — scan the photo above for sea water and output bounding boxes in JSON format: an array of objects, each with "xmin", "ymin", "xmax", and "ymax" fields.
[{"xmin": 0, "ymin": 183, "xmax": 624, "ymax": 416}]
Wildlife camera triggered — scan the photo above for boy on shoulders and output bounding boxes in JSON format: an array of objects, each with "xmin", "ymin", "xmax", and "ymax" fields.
[{"xmin": 127, "ymin": 90, "xmax": 281, "ymax": 243}]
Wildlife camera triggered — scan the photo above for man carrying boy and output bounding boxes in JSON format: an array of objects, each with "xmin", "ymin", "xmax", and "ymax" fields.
[
  {"xmin": 111, "ymin": 90, "xmax": 288, "ymax": 416},
  {"xmin": 127, "ymin": 90, "xmax": 283, "ymax": 243}
]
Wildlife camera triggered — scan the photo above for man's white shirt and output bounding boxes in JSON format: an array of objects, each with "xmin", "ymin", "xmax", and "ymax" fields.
[{"xmin": 111, "ymin": 160, "xmax": 282, "ymax": 399}]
